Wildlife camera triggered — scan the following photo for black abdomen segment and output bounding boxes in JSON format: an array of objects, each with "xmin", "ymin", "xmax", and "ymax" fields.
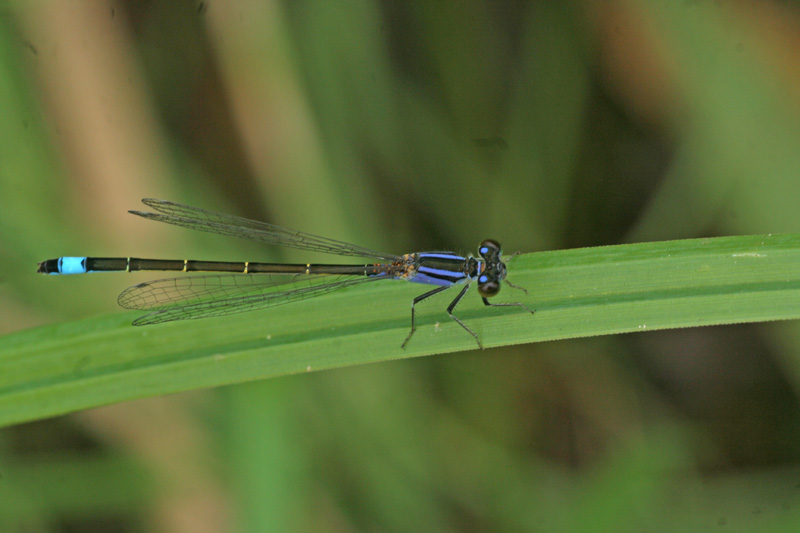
[{"xmin": 37, "ymin": 256, "xmax": 386, "ymax": 276}]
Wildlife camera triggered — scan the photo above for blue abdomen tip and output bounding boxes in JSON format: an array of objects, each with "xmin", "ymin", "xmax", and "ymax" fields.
[{"xmin": 58, "ymin": 257, "xmax": 88, "ymax": 275}]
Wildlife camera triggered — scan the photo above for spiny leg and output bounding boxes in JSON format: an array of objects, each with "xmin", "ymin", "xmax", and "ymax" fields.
[
  {"xmin": 401, "ymin": 285, "xmax": 452, "ymax": 349},
  {"xmin": 402, "ymin": 285, "xmax": 533, "ymax": 350},
  {"xmin": 447, "ymin": 284, "xmax": 484, "ymax": 349},
  {"xmin": 503, "ymin": 252, "xmax": 529, "ymax": 295},
  {"xmin": 504, "ymin": 279, "xmax": 529, "ymax": 295},
  {"xmin": 482, "ymin": 297, "xmax": 535, "ymax": 315}
]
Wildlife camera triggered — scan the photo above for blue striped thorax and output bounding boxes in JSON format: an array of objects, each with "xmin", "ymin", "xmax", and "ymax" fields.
[{"xmin": 400, "ymin": 239, "xmax": 508, "ymax": 298}]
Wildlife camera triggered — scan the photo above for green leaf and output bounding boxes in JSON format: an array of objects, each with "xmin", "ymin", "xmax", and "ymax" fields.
[{"xmin": 3, "ymin": 233, "xmax": 800, "ymax": 427}]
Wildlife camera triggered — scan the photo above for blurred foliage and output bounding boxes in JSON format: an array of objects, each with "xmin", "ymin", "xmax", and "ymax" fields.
[{"xmin": 2, "ymin": 0, "xmax": 800, "ymax": 531}]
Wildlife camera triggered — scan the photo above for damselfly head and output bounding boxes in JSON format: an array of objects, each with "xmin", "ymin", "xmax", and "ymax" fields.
[{"xmin": 477, "ymin": 239, "xmax": 507, "ymax": 297}]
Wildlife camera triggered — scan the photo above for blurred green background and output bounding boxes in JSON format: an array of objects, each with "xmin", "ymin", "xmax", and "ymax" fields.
[{"xmin": 3, "ymin": 0, "xmax": 800, "ymax": 531}]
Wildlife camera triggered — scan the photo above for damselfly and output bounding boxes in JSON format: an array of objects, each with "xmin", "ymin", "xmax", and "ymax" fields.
[{"xmin": 38, "ymin": 199, "xmax": 533, "ymax": 349}]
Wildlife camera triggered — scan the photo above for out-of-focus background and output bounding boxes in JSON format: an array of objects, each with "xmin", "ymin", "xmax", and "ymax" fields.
[{"xmin": 3, "ymin": 1, "xmax": 800, "ymax": 530}]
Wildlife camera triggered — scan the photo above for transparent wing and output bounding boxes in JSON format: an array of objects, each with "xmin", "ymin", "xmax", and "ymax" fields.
[
  {"xmin": 118, "ymin": 273, "xmax": 385, "ymax": 325},
  {"xmin": 130, "ymin": 198, "xmax": 401, "ymax": 260}
]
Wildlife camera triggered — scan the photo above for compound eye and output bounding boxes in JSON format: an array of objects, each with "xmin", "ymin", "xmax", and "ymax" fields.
[
  {"xmin": 479, "ymin": 239, "xmax": 501, "ymax": 258},
  {"xmin": 478, "ymin": 279, "xmax": 500, "ymax": 297}
]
